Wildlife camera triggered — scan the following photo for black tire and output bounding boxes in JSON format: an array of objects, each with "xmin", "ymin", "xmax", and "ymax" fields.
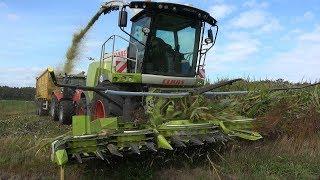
[
  {"xmin": 37, "ymin": 100, "xmax": 47, "ymax": 116},
  {"xmin": 50, "ymin": 96, "xmax": 59, "ymax": 121},
  {"xmin": 76, "ymin": 98, "xmax": 88, "ymax": 115},
  {"xmin": 37, "ymin": 108, "xmax": 44, "ymax": 116},
  {"xmin": 91, "ymin": 82, "xmax": 123, "ymax": 120},
  {"xmin": 58, "ymin": 100, "xmax": 74, "ymax": 125},
  {"xmin": 38, "ymin": 107, "xmax": 47, "ymax": 116},
  {"xmin": 91, "ymin": 81, "xmax": 146, "ymax": 122},
  {"xmin": 98, "ymin": 82, "xmax": 124, "ymax": 108}
]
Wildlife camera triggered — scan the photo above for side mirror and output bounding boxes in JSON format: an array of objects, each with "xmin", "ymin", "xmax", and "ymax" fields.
[
  {"xmin": 205, "ymin": 29, "xmax": 214, "ymax": 44},
  {"xmin": 118, "ymin": 10, "xmax": 128, "ymax": 28}
]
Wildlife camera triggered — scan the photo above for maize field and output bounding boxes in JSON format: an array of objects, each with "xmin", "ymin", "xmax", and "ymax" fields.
[{"xmin": 0, "ymin": 80, "xmax": 320, "ymax": 179}]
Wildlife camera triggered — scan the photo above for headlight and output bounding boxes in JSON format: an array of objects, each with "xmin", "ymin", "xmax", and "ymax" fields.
[{"xmin": 205, "ymin": 37, "xmax": 212, "ymax": 44}]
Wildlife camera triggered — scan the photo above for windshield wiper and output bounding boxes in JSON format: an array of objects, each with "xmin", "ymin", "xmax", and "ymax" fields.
[{"xmin": 120, "ymin": 27, "xmax": 146, "ymax": 47}]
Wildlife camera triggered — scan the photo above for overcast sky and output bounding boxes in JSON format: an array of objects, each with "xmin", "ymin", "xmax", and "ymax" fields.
[{"xmin": 0, "ymin": 0, "xmax": 319, "ymax": 87}]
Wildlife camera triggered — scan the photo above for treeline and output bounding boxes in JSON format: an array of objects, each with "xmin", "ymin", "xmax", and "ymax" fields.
[{"xmin": 0, "ymin": 86, "xmax": 35, "ymax": 101}]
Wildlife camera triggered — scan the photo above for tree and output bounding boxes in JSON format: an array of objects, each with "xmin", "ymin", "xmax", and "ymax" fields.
[{"xmin": 0, "ymin": 86, "xmax": 35, "ymax": 101}]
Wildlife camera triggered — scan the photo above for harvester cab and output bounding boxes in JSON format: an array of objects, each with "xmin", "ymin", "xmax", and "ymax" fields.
[
  {"xmin": 122, "ymin": 2, "xmax": 217, "ymax": 79},
  {"xmin": 49, "ymin": 1, "xmax": 262, "ymax": 167},
  {"xmin": 95, "ymin": 1, "xmax": 217, "ymax": 86}
]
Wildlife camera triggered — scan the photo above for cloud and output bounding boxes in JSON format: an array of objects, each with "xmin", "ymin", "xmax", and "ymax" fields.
[
  {"xmin": 298, "ymin": 25, "xmax": 320, "ymax": 42},
  {"xmin": 0, "ymin": 2, "xmax": 7, "ymax": 8},
  {"xmin": 208, "ymin": 32, "xmax": 260, "ymax": 62},
  {"xmin": 256, "ymin": 25, "xmax": 320, "ymax": 82},
  {"xmin": 206, "ymin": 24, "xmax": 320, "ymax": 82},
  {"xmin": 281, "ymin": 29, "xmax": 303, "ymax": 41},
  {"xmin": 260, "ymin": 18, "xmax": 282, "ymax": 33},
  {"xmin": 209, "ymin": 4, "xmax": 236, "ymax": 20},
  {"xmin": 243, "ymin": 0, "xmax": 268, "ymax": 9},
  {"xmin": 262, "ymin": 44, "xmax": 320, "ymax": 82},
  {"xmin": 0, "ymin": 67, "xmax": 41, "ymax": 73},
  {"xmin": 229, "ymin": 10, "xmax": 282, "ymax": 33},
  {"xmin": 295, "ymin": 11, "xmax": 315, "ymax": 22},
  {"xmin": 230, "ymin": 10, "xmax": 266, "ymax": 28},
  {"xmin": 303, "ymin": 11, "xmax": 315, "ymax": 20},
  {"xmin": 205, "ymin": 12, "xmax": 262, "ymax": 77},
  {"xmin": 7, "ymin": 13, "xmax": 20, "ymax": 21},
  {"xmin": 0, "ymin": 67, "xmax": 43, "ymax": 87}
]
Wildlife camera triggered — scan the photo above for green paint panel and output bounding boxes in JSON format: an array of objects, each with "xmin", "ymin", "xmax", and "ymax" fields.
[
  {"xmin": 69, "ymin": 140, "xmax": 98, "ymax": 154},
  {"xmin": 72, "ymin": 116, "xmax": 90, "ymax": 136},
  {"xmin": 111, "ymin": 73, "xmax": 142, "ymax": 83},
  {"xmin": 86, "ymin": 61, "xmax": 112, "ymax": 101},
  {"xmin": 117, "ymin": 135, "xmax": 147, "ymax": 147},
  {"xmin": 90, "ymin": 117, "xmax": 118, "ymax": 133},
  {"xmin": 72, "ymin": 116, "xmax": 119, "ymax": 136},
  {"xmin": 86, "ymin": 62, "xmax": 101, "ymax": 101},
  {"xmin": 117, "ymin": 134, "xmax": 145, "ymax": 143},
  {"xmin": 99, "ymin": 117, "xmax": 118, "ymax": 129},
  {"xmin": 90, "ymin": 119, "xmax": 102, "ymax": 134},
  {"xmin": 69, "ymin": 147, "xmax": 98, "ymax": 154},
  {"xmin": 71, "ymin": 140, "xmax": 97, "ymax": 148}
]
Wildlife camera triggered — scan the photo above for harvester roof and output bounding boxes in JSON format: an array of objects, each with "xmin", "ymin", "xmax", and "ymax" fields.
[{"xmin": 129, "ymin": 1, "xmax": 217, "ymax": 26}]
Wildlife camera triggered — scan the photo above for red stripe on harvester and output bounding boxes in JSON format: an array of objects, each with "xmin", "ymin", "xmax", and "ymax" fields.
[
  {"xmin": 199, "ymin": 69, "xmax": 205, "ymax": 78},
  {"xmin": 117, "ymin": 63, "xmax": 127, "ymax": 73}
]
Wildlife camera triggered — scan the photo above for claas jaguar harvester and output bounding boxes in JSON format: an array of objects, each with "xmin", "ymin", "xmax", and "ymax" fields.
[{"xmin": 49, "ymin": 1, "xmax": 262, "ymax": 166}]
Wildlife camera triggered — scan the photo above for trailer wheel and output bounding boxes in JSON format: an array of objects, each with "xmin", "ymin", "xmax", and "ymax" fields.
[
  {"xmin": 37, "ymin": 108, "xmax": 45, "ymax": 116},
  {"xmin": 76, "ymin": 98, "xmax": 87, "ymax": 115},
  {"xmin": 58, "ymin": 100, "xmax": 74, "ymax": 125},
  {"xmin": 50, "ymin": 96, "xmax": 59, "ymax": 121},
  {"xmin": 37, "ymin": 100, "xmax": 47, "ymax": 116}
]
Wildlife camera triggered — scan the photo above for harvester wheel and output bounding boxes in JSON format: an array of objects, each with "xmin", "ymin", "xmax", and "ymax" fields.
[
  {"xmin": 92, "ymin": 99, "xmax": 108, "ymax": 119},
  {"xmin": 50, "ymin": 96, "xmax": 59, "ymax": 121},
  {"xmin": 92, "ymin": 95, "xmax": 123, "ymax": 120},
  {"xmin": 58, "ymin": 100, "xmax": 74, "ymax": 125},
  {"xmin": 91, "ymin": 82, "xmax": 123, "ymax": 120}
]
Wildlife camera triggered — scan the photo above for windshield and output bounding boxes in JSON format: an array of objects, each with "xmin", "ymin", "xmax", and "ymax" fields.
[
  {"xmin": 144, "ymin": 13, "xmax": 201, "ymax": 77},
  {"xmin": 128, "ymin": 16, "xmax": 151, "ymax": 59},
  {"xmin": 128, "ymin": 15, "xmax": 151, "ymax": 72}
]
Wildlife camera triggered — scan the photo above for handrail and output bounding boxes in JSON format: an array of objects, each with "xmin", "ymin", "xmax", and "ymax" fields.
[
  {"xmin": 100, "ymin": 36, "xmax": 114, "ymax": 72},
  {"xmin": 100, "ymin": 35, "xmax": 140, "ymax": 73}
]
